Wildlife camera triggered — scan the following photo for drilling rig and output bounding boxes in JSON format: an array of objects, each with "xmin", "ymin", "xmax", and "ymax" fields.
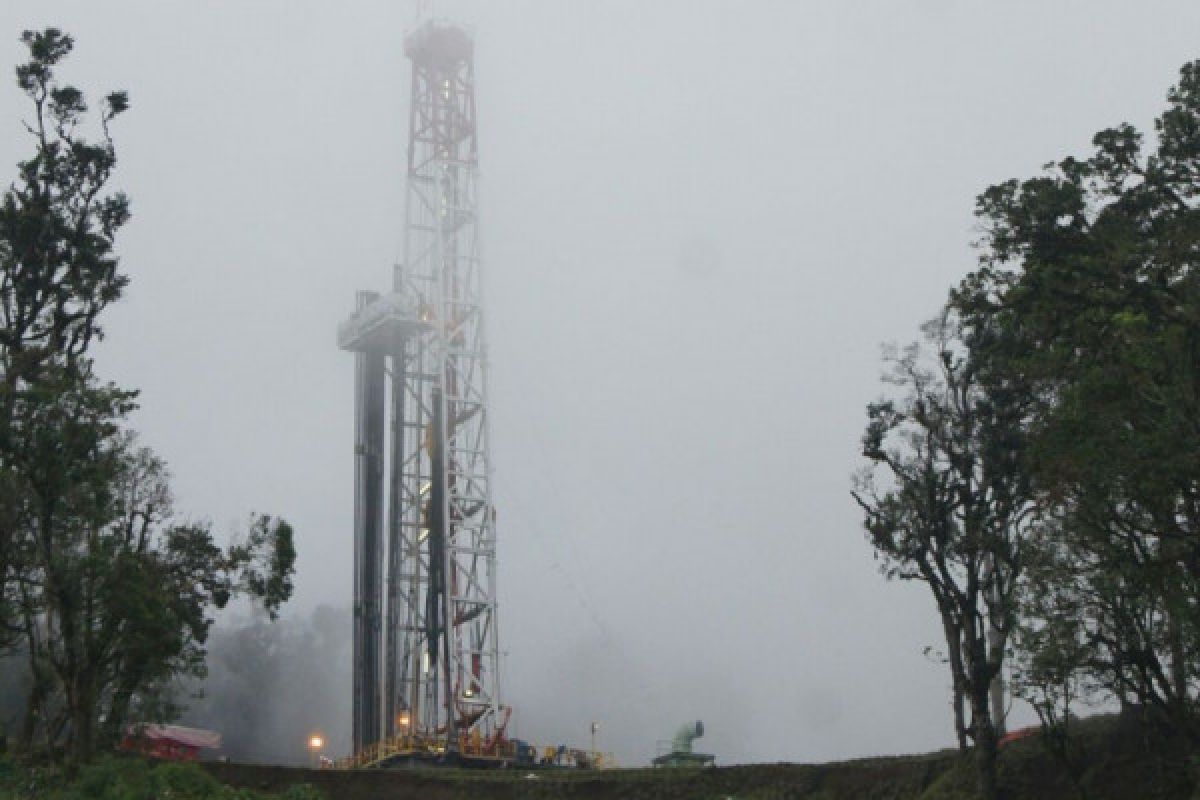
[{"xmin": 338, "ymin": 20, "xmax": 505, "ymax": 764}]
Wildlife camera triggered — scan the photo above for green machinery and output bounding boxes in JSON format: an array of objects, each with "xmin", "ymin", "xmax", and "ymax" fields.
[{"xmin": 652, "ymin": 720, "xmax": 715, "ymax": 768}]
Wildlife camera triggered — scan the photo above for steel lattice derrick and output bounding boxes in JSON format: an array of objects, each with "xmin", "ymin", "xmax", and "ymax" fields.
[
  {"xmin": 393, "ymin": 18, "xmax": 496, "ymax": 753},
  {"xmin": 341, "ymin": 19, "xmax": 500, "ymax": 759}
]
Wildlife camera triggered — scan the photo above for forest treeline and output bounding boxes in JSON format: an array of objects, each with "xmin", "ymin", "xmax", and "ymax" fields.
[
  {"xmin": 855, "ymin": 61, "xmax": 1200, "ymax": 800},
  {"xmin": 0, "ymin": 30, "xmax": 296, "ymax": 763}
]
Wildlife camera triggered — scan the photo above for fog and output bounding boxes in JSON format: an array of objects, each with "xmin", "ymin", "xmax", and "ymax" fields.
[
  {"xmin": 3, "ymin": 0, "xmax": 1199, "ymax": 767},
  {"xmin": 179, "ymin": 608, "xmax": 352, "ymax": 765}
]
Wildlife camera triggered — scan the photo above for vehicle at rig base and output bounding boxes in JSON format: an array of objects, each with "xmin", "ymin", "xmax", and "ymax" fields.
[{"xmin": 119, "ymin": 724, "xmax": 222, "ymax": 762}]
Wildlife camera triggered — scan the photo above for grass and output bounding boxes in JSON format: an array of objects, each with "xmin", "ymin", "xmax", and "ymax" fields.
[{"xmin": 0, "ymin": 754, "xmax": 321, "ymax": 800}]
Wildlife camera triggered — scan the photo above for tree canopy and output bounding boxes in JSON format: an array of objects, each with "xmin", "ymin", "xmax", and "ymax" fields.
[
  {"xmin": 857, "ymin": 58, "xmax": 1200, "ymax": 799},
  {"xmin": 954, "ymin": 58, "xmax": 1200, "ymax": 738},
  {"xmin": 0, "ymin": 29, "xmax": 296, "ymax": 762}
]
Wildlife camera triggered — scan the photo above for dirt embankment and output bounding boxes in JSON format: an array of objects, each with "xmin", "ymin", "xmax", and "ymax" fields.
[{"xmin": 204, "ymin": 754, "xmax": 953, "ymax": 800}]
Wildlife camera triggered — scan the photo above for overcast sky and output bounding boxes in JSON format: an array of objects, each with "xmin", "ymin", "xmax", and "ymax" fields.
[{"xmin": 3, "ymin": 0, "xmax": 1200, "ymax": 767}]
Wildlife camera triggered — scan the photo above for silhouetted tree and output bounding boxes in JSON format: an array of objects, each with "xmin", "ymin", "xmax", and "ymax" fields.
[
  {"xmin": 0, "ymin": 29, "xmax": 297, "ymax": 763},
  {"xmin": 853, "ymin": 311, "xmax": 1033, "ymax": 800},
  {"xmin": 954, "ymin": 59, "xmax": 1200, "ymax": 744},
  {"xmin": 0, "ymin": 26, "xmax": 130, "ymax": 657},
  {"xmin": 13, "ymin": 382, "xmax": 296, "ymax": 760}
]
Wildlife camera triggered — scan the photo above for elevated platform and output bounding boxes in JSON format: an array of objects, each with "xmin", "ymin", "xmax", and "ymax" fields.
[
  {"xmin": 337, "ymin": 291, "xmax": 429, "ymax": 353},
  {"xmin": 334, "ymin": 732, "xmax": 505, "ymax": 770}
]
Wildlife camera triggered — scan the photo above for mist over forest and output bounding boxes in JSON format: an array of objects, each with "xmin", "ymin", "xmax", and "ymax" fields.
[
  {"xmin": 177, "ymin": 609, "xmax": 352, "ymax": 766},
  {"xmin": 0, "ymin": 610, "xmax": 350, "ymax": 768}
]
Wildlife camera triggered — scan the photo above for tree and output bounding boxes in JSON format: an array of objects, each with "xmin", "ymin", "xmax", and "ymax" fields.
[
  {"xmin": 0, "ymin": 27, "xmax": 130, "ymax": 653},
  {"xmin": 953, "ymin": 59, "xmax": 1200, "ymax": 743},
  {"xmin": 7, "ymin": 365, "xmax": 136, "ymax": 753},
  {"xmin": 0, "ymin": 27, "xmax": 129, "ymax": 385},
  {"xmin": 0, "ymin": 29, "xmax": 298, "ymax": 762},
  {"xmin": 86, "ymin": 436, "xmax": 297, "ymax": 750},
  {"xmin": 853, "ymin": 311, "xmax": 1033, "ymax": 800},
  {"xmin": 11, "ymin": 368, "xmax": 297, "ymax": 761}
]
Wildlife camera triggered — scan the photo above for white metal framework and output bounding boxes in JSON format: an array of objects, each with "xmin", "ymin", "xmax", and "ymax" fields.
[{"xmin": 339, "ymin": 20, "xmax": 502, "ymax": 758}]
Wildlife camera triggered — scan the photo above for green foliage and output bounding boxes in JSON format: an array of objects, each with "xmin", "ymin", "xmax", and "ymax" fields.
[
  {"xmin": 858, "ymin": 48, "xmax": 1200, "ymax": 800},
  {"xmin": 0, "ymin": 756, "xmax": 321, "ymax": 800},
  {"xmin": 0, "ymin": 24, "xmax": 135, "ymax": 664},
  {"xmin": 230, "ymin": 515, "xmax": 297, "ymax": 620},
  {"xmin": 854, "ymin": 312, "xmax": 1033, "ymax": 799},
  {"xmin": 0, "ymin": 29, "xmax": 298, "ymax": 764},
  {"xmin": 1, "ymin": 28, "xmax": 130, "ymax": 384},
  {"xmin": 950, "ymin": 57, "xmax": 1200, "ymax": 742},
  {"xmin": 11, "ymin": 417, "xmax": 300, "ymax": 757}
]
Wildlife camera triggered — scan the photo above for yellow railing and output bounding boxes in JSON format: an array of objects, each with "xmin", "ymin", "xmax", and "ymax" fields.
[{"xmin": 331, "ymin": 732, "xmax": 439, "ymax": 769}]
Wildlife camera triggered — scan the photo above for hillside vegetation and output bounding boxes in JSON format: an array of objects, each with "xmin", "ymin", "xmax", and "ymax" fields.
[
  {"xmin": 0, "ymin": 756, "xmax": 320, "ymax": 800},
  {"xmin": 195, "ymin": 714, "xmax": 1196, "ymax": 800}
]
